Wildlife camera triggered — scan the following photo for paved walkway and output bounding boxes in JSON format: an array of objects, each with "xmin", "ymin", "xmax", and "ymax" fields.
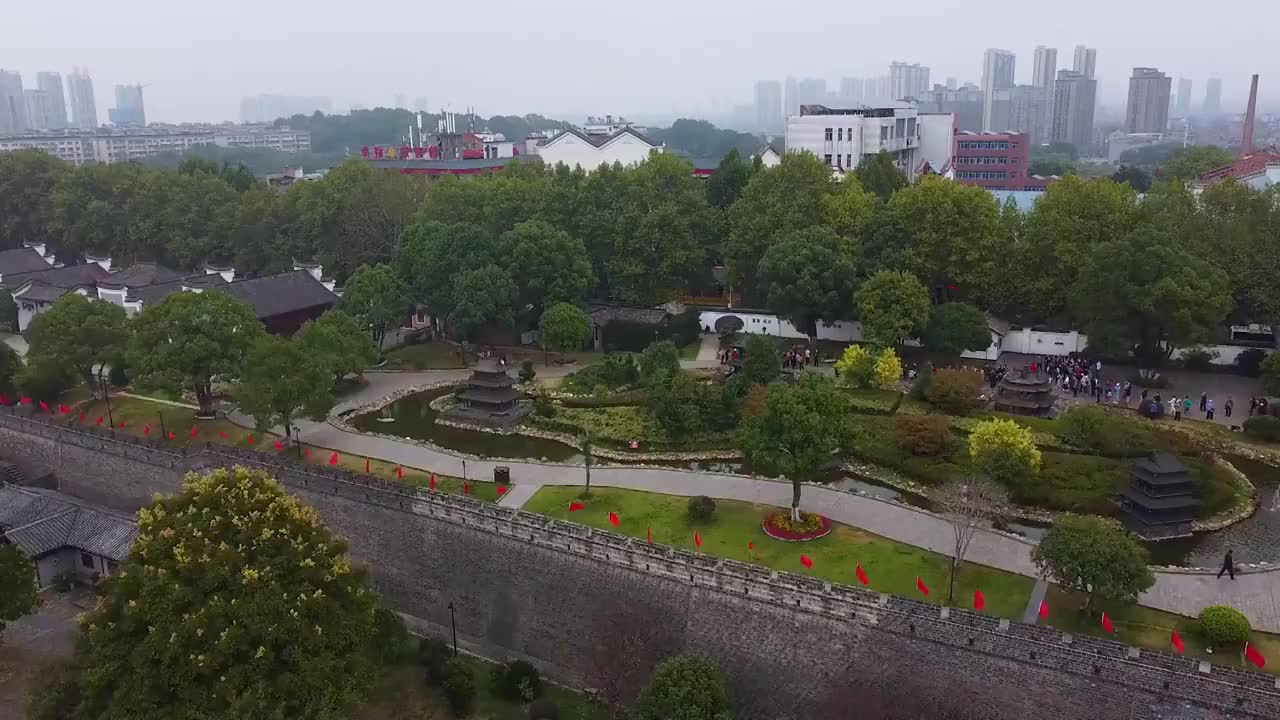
[{"xmin": 224, "ymin": 365, "xmax": 1280, "ymax": 632}]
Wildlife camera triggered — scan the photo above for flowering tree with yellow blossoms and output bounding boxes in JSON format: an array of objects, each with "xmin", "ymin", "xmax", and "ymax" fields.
[{"xmin": 49, "ymin": 466, "xmax": 381, "ymax": 720}]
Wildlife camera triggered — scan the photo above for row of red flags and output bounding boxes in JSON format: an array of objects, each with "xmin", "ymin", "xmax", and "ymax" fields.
[{"xmin": 571, "ymin": 502, "xmax": 1267, "ymax": 668}]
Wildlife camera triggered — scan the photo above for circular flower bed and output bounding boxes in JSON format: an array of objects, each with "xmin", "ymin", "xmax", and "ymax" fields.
[{"xmin": 761, "ymin": 510, "xmax": 833, "ymax": 542}]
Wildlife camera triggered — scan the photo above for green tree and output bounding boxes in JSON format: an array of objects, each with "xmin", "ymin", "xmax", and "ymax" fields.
[
  {"xmin": 870, "ymin": 176, "xmax": 1003, "ymax": 302},
  {"xmin": 449, "ymin": 264, "xmax": 516, "ymax": 341},
  {"xmin": 835, "ymin": 344, "xmax": 874, "ymax": 388},
  {"xmin": 920, "ymin": 303, "xmax": 991, "ymax": 355},
  {"xmin": 342, "ymin": 263, "xmax": 408, "ymax": 354},
  {"xmin": 740, "ymin": 334, "xmax": 780, "ymax": 385},
  {"xmin": 0, "ymin": 342, "xmax": 19, "ymax": 398},
  {"xmin": 0, "ymin": 149, "xmax": 67, "ymax": 250},
  {"xmin": 647, "ymin": 372, "xmax": 706, "ymax": 438},
  {"xmin": 47, "ymin": 162, "xmax": 148, "ymax": 261},
  {"xmin": 705, "ymin": 147, "xmax": 752, "ymax": 210},
  {"xmin": 639, "ymin": 339, "xmax": 682, "ymax": 386},
  {"xmin": 1111, "ymin": 165, "xmax": 1152, "ymax": 192},
  {"xmin": 1199, "ymin": 181, "xmax": 1280, "ymax": 324},
  {"xmin": 1031, "ymin": 514, "xmax": 1155, "ymax": 613},
  {"xmin": 395, "ymin": 221, "xmax": 498, "ymax": 318},
  {"xmin": 1027, "ymin": 157, "xmax": 1076, "ymax": 177},
  {"xmin": 1019, "ymin": 176, "xmax": 1138, "ymax": 320},
  {"xmin": 853, "ymin": 149, "xmax": 908, "ymax": 202},
  {"xmin": 634, "ymin": 655, "xmax": 733, "ymax": 720},
  {"xmin": 25, "ymin": 293, "xmax": 129, "ymax": 398},
  {"xmin": 855, "ymin": 270, "xmax": 930, "ymax": 347},
  {"xmin": 0, "ymin": 543, "xmax": 37, "ymax": 642},
  {"xmin": 0, "ymin": 288, "xmax": 15, "ymax": 332},
  {"xmin": 757, "ymin": 226, "xmax": 858, "ymax": 345},
  {"xmin": 1161, "ymin": 145, "xmax": 1235, "ymax": 180},
  {"xmin": 51, "ymin": 466, "xmax": 381, "ymax": 720},
  {"xmin": 872, "ymin": 347, "xmax": 903, "ymax": 390},
  {"xmin": 1071, "ymin": 227, "xmax": 1230, "ymax": 367},
  {"xmin": 738, "ymin": 374, "xmax": 847, "ymax": 521},
  {"xmin": 293, "ymin": 310, "xmax": 378, "ymax": 384},
  {"xmin": 1260, "ymin": 353, "xmax": 1280, "ymax": 396},
  {"xmin": 237, "ymin": 335, "xmax": 334, "ymax": 434},
  {"xmin": 538, "ymin": 302, "xmax": 592, "ymax": 362},
  {"xmin": 127, "ymin": 291, "xmax": 265, "ymax": 416},
  {"xmin": 650, "ymin": 118, "xmax": 760, "ymax": 159},
  {"xmin": 505, "ymin": 219, "xmax": 594, "ymax": 318},
  {"xmin": 967, "ymin": 418, "xmax": 1042, "ymax": 488}
]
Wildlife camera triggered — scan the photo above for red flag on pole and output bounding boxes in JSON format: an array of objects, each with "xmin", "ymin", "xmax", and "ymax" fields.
[
  {"xmin": 568, "ymin": 501, "xmax": 584, "ymax": 512},
  {"xmin": 248, "ymin": 435, "xmax": 254, "ymax": 445},
  {"xmin": 190, "ymin": 425, "xmax": 197, "ymax": 438},
  {"xmin": 275, "ymin": 440, "xmax": 283, "ymax": 451},
  {"xmin": 59, "ymin": 404, "xmax": 69, "ymax": 414},
  {"xmin": 607, "ymin": 511, "xmax": 618, "ymax": 526},
  {"xmin": 429, "ymin": 472, "xmax": 435, "ymax": 487},
  {"xmin": 916, "ymin": 576, "xmax": 930, "ymax": 597},
  {"xmin": 800, "ymin": 554, "xmax": 813, "ymax": 569},
  {"xmin": 694, "ymin": 531, "xmax": 702, "ymax": 548},
  {"xmin": 855, "ymin": 564, "xmax": 869, "ymax": 585},
  {"xmin": 168, "ymin": 432, "xmax": 175, "ymax": 440},
  {"xmin": 974, "ymin": 589, "xmax": 986, "ymax": 612},
  {"xmin": 748, "ymin": 541, "xmax": 754, "ymax": 552},
  {"xmin": 463, "ymin": 481, "xmax": 469, "ymax": 495},
  {"xmin": 1101, "ymin": 612, "xmax": 1114, "ymax": 634},
  {"xmin": 1170, "ymin": 630, "xmax": 1184, "ymax": 655},
  {"xmin": 1038, "ymin": 600, "xmax": 1049, "ymax": 620},
  {"xmin": 1245, "ymin": 642, "xmax": 1267, "ymax": 669},
  {"xmin": 647, "ymin": 526, "xmax": 652, "ymax": 544},
  {"xmin": 397, "ymin": 466, "xmax": 404, "ymax": 480},
  {"xmin": 497, "ymin": 485, "xmax": 507, "ymax": 496},
  {"xmin": 365, "ymin": 458, "xmax": 370, "ymax": 473},
  {"xmin": 38, "ymin": 400, "xmax": 48, "ymax": 412},
  {"xmin": 219, "ymin": 430, "xmax": 227, "ymax": 439},
  {"xmin": 79, "ymin": 414, "xmax": 85, "ymax": 423},
  {"xmin": 329, "ymin": 452, "xmax": 338, "ymax": 466},
  {"xmin": 20, "ymin": 397, "xmax": 31, "ymax": 405},
  {"xmin": 118, "ymin": 421, "xmax": 126, "ymax": 428},
  {"xmin": 143, "ymin": 425, "xmax": 150, "ymax": 436},
  {"xmin": 304, "ymin": 447, "xmax": 309, "ymax": 457},
  {"xmin": 95, "ymin": 416, "xmax": 104, "ymax": 425}
]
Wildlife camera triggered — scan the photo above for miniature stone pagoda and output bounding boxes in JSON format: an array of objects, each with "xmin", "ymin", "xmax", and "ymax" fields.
[
  {"xmin": 992, "ymin": 369, "xmax": 1056, "ymax": 417},
  {"xmin": 442, "ymin": 358, "xmax": 530, "ymax": 429},
  {"xmin": 1118, "ymin": 451, "xmax": 1200, "ymax": 540}
]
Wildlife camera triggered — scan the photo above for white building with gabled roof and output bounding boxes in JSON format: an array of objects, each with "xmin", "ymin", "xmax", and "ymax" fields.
[{"xmin": 531, "ymin": 126, "xmax": 661, "ymax": 171}]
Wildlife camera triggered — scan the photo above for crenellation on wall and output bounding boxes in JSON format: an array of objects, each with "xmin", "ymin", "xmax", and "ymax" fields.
[{"xmin": 2, "ymin": 411, "xmax": 1280, "ymax": 717}]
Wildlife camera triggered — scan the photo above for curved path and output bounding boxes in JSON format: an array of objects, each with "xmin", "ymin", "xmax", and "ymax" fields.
[{"xmin": 236, "ymin": 362, "xmax": 1280, "ymax": 633}]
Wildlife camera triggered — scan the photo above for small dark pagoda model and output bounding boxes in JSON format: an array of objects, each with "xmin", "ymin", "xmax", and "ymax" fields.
[
  {"xmin": 1118, "ymin": 451, "xmax": 1200, "ymax": 540},
  {"xmin": 443, "ymin": 359, "xmax": 530, "ymax": 429},
  {"xmin": 992, "ymin": 369, "xmax": 1056, "ymax": 417}
]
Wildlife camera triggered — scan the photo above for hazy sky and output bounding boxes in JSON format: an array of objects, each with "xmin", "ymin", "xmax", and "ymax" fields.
[{"xmin": 5, "ymin": 0, "xmax": 1278, "ymax": 124}]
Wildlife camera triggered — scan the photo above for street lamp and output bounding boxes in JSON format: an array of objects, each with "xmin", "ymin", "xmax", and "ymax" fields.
[{"xmin": 447, "ymin": 601, "xmax": 458, "ymax": 656}]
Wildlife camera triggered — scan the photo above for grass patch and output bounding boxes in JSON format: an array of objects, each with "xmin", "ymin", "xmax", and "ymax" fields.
[
  {"xmin": 357, "ymin": 659, "xmax": 600, "ymax": 720},
  {"xmin": 678, "ymin": 341, "xmax": 701, "ymax": 361},
  {"xmin": 530, "ymin": 404, "xmax": 734, "ymax": 452},
  {"xmin": 523, "ymin": 486, "xmax": 1035, "ymax": 619},
  {"xmin": 61, "ymin": 395, "xmax": 499, "ymax": 502},
  {"xmin": 1043, "ymin": 587, "xmax": 1280, "ymax": 675},
  {"xmin": 385, "ymin": 342, "xmax": 467, "ymax": 370}
]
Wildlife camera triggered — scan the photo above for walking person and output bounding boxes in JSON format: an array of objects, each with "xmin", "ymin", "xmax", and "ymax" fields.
[
  {"xmin": 1226, "ymin": 397, "xmax": 1234, "ymax": 419},
  {"xmin": 1249, "ymin": 397, "xmax": 1258, "ymax": 417},
  {"xmin": 1172, "ymin": 397, "xmax": 1181, "ymax": 420},
  {"xmin": 1218, "ymin": 549, "xmax": 1236, "ymax": 580},
  {"xmin": 1206, "ymin": 398, "xmax": 1215, "ymax": 421},
  {"xmin": 1200, "ymin": 392, "xmax": 1208, "ymax": 412},
  {"xmin": 1183, "ymin": 396, "xmax": 1193, "ymax": 419}
]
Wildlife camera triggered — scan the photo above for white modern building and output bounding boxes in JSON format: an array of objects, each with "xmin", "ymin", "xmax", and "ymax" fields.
[
  {"xmin": 784, "ymin": 103, "xmax": 953, "ymax": 181},
  {"xmin": 0, "ymin": 125, "xmax": 311, "ymax": 165}
]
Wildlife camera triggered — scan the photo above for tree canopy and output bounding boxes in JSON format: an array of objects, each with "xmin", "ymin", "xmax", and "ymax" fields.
[
  {"xmin": 634, "ymin": 655, "xmax": 733, "ymax": 720},
  {"xmin": 25, "ymin": 293, "xmax": 129, "ymax": 397},
  {"xmin": 237, "ymin": 335, "xmax": 335, "ymax": 433},
  {"xmin": 853, "ymin": 150, "xmax": 908, "ymax": 202},
  {"xmin": 758, "ymin": 226, "xmax": 858, "ymax": 340},
  {"xmin": 539, "ymin": 302, "xmax": 592, "ymax": 358},
  {"xmin": 43, "ymin": 466, "xmax": 381, "ymax": 720},
  {"xmin": 855, "ymin": 270, "xmax": 930, "ymax": 347},
  {"xmin": 1032, "ymin": 514, "xmax": 1155, "ymax": 611},
  {"xmin": 341, "ymin": 263, "xmax": 408, "ymax": 351},
  {"xmin": 0, "ymin": 543, "xmax": 37, "ymax": 640},
  {"xmin": 920, "ymin": 303, "xmax": 991, "ymax": 355},
  {"xmin": 293, "ymin": 310, "xmax": 378, "ymax": 384}
]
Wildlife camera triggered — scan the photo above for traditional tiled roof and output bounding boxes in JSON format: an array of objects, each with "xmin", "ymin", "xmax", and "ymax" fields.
[
  {"xmin": 589, "ymin": 304, "xmax": 671, "ymax": 326},
  {"xmin": 0, "ymin": 484, "xmax": 137, "ymax": 562},
  {"xmin": 104, "ymin": 262, "xmax": 189, "ymax": 288},
  {"xmin": 1195, "ymin": 148, "xmax": 1280, "ymax": 185},
  {"xmin": 218, "ymin": 269, "xmax": 337, "ymax": 319},
  {"xmin": 538, "ymin": 126, "xmax": 658, "ymax": 150},
  {"xmin": 1, "ymin": 262, "xmax": 110, "ymax": 291},
  {"xmin": 127, "ymin": 273, "xmax": 229, "ymax": 305},
  {"xmin": 12, "ymin": 280, "xmax": 74, "ymax": 303},
  {"xmin": 0, "ymin": 247, "xmax": 54, "ymax": 277}
]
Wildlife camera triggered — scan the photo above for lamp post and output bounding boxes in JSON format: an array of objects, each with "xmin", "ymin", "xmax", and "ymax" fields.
[
  {"xmin": 447, "ymin": 601, "xmax": 458, "ymax": 657},
  {"xmin": 103, "ymin": 388, "xmax": 116, "ymax": 436}
]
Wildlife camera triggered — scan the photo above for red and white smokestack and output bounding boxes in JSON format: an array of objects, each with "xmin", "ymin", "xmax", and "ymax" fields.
[{"xmin": 1242, "ymin": 74, "xmax": 1259, "ymax": 157}]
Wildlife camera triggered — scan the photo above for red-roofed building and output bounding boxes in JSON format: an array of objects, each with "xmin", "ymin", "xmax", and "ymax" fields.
[{"xmin": 1191, "ymin": 148, "xmax": 1280, "ymax": 193}]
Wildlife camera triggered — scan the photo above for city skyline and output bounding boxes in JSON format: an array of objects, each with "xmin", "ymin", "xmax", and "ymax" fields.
[{"xmin": 3, "ymin": 0, "xmax": 1276, "ymax": 124}]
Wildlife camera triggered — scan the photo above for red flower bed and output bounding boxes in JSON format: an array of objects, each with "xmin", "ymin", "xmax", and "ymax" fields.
[{"xmin": 761, "ymin": 510, "xmax": 833, "ymax": 542}]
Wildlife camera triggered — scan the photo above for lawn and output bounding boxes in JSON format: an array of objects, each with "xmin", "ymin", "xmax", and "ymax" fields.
[
  {"xmin": 385, "ymin": 342, "xmax": 468, "ymax": 370},
  {"xmin": 531, "ymin": 405, "xmax": 735, "ymax": 452},
  {"xmin": 1043, "ymin": 587, "xmax": 1280, "ymax": 675},
  {"xmin": 63, "ymin": 395, "xmax": 501, "ymax": 503},
  {"xmin": 678, "ymin": 340, "xmax": 700, "ymax": 361},
  {"xmin": 523, "ymin": 486, "xmax": 1035, "ymax": 619},
  {"xmin": 357, "ymin": 658, "xmax": 601, "ymax": 720}
]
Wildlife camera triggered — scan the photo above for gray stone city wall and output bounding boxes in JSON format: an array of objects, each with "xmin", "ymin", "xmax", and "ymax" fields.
[{"xmin": 1, "ymin": 411, "xmax": 1279, "ymax": 719}]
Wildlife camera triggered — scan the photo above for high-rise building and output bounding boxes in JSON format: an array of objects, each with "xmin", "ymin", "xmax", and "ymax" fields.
[
  {"xmin": 23, "ymin": 90, "xmax": 54, "ymax": 131},
  {"xmin": 1031, "ymin": 46, "xmax": 1058, "ymax": 144},
  {"xmin": 1125, "ymin": 67, "xmax": 1172, "ymax": 133},
  {"xmin": 1073, "ymin": 46, "xmax": 1097, "ymax": 80},
  {"xmin": 36, "ymin": 72, "xmax": 68, "ymax": 130},
  {"xmin": 1052, "ymin": 70, "xmax": 1097, "ymax": 150},
  {"xmin": 66, "ymin": 68, "xmax": 98, "ymax": 130},
  {"xmin": 1175, "ymin": 78, "xmax": 1193, "ymax": 117},
  {"xmin": 109, "ymin": 84, "xmax": 146, "ymax": 126},
  {"xmin": 981, "ymin": 49, "xmax": 1016, "ymax": 131},
  {"xmin": 987, "ymin": 85, "xmax": 1047, "ymax": 141},
  {"xmin": 393, "ymin": 94, "xmax": 406, "ymax": 110},
  {"xmin": 1203, "ymin": 77, "xmax": 1222, "ymax": 115},
  {"xmin": 918, "ymin": 87, "xmax": 984, "ymax": 132},
  {"xmin": 798, "ymin": 78, "xmax": 827, "ymax": 106},
  {"xmin": 755, "ymin": 80, "xmax": 783, "ymax": 132},
  {"xmin": 946, "ymin": 77, "xmax": 958, "ymax": 90},
  {"xmin": 839, "ymin": 77, "xmax": 862, "ymax": 105},
  {"xmin": 0, "ymin": 69, "xmax": 27, "ymax": 133},
  {"xmin": 784, "ymin": 77, "xmax": 800, "ymax": 118},
  {"xmin": 889, "ymin": 62, "xmax": 930, "ymax": 101}
]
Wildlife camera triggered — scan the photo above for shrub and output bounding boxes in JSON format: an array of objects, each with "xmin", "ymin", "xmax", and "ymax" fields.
[
  {"xmin": 491, "ymin": 659, "xmax": 543, "ymax": 702},
  {"xmin": 1236, "ymin": 348, "xmax": 1267, "ymax": 377},
  {"xmin": 420, "ymin": 637, "xmax": 453, "ymax": 687},
  {"xmin": 892, "ymin": 415, "xmax": 951, "ymax": 456},
  {"xmin": 767, "ymin": 510, "xmax": 824, "ymax": 534},
  {"xmin": 1262, "ymin": 352, "xmax": 1280, "ymax": 395},
  {"xmin": 635, "ymin": 655, "xmax": 733, "ymax": 720},
  {"xmin": 562, "ymin": 354, "xmax": 638, "ymax": 393},
  {"xmin": 968, "ymin": 418, "xmax": 1041, "ymax": 487},
  {"xmin": 687, "ymin": 495, "xmax": 717, "ymax": 521},
  {"xmin": 519, "ymin": 360, "xmax": 536, "ymax": 384},
  {"xmin": 925, "ymin": 368, "xmax": 984, "ymax": 415},
  {"xmin": 872, "ymin": 348, "xmax": 903, "ymax": 390},
  {"xmin": 1198, "ymin": 605, "xmax": 1251, "ymax": 647},
  {"xmin": 532, "ymin": 392, "xmax": 557, "ymax": 418},
  {"xmin": 670, "ymin": 307, "xmax": 703, "ymax": 348},
  {"xmin": 17, "ymin": 362, "xmax": 73, "ymax": 404},
  {"xmin": 372, "ymin": 606, "xmax": 417, "ymax": 665},
  {"xmin": 740, "ymin": 335, "xmax": 780, "ymax": 385},
  {"xmin": 1055, "ymin": 406, "xmax": 1151, "ymax": 455},
  {"xmin": 108, "ymin": 362, "xmax": 130, "ymax": 388},
  {"xmin": 888, "ymin": 392, "xmax": 904, "ymax": 415},
  {"xmin": 835, "ymin": 345, "xmax": 874, "ymax": 388},
  {"xmin": 528, "ymin": 698, "xmax": 560, "ymax": 720},
  {"xmin": 1181, "ymin": 347, "xmax": 1219, "ymax": 372},
  {"xmin": 442, "ymin": 658, "xmax": 477, "ymax": 716},
  {"xmin": 1243, "ymin": 415, "xmax": 1280, "ymax": 442},
  {"xmin": 909, "ymin": 363, "xmax": 933, "ymax": 400},
  {"xmin": 639, "ymin": 341, "xmax": 681, "ymax": 386}
]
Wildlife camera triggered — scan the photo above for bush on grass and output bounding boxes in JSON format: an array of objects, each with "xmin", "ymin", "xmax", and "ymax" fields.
[
  {"xmin": 17, "ymin": 362, "xmax": 73, "ymax": 404},
  {"xmin": 687, "ymin": 495, "xmax": 717, "ymax": 521},
  {"xmin": 372, "ymin": 606, "xmax": 417, "ymax": 665},
  {"xmin": 925, "ymin": 368, "xmax": 984, "ymax": 415},
  {"xmin": 421, "ymin": 637, "xmax": 453, "ymax": 686},
  {"xmin": 532, "ymin": 392, "xmax": 557, "ymax": 418},
  {"xmin": 491, "ymin": 659, "xmax": 544, "ymax": 702},
  {"xmin": 1198, "ymin": 605, "xmax": 1251, "ymax": 647},
  {"xmin": 1244, "ymin": 416, "xmax": 1280, "ymax": 443},
  {"xmin": 519, "ymin": 360, "xmax": 536, "ymax": 384},
  {"xmin": 108, "ymin": 363, "xmax": 129, "ymax": 387},
  {"xmin": 892, "ymin": 415, "xmax": 951, "ymax": 456},
  {"xmin": 1056, "ymin": 406, "xmax": 1154, "ymax": 456},
  {"xmin": 968, "ymin": 418, "xmax": 1041, "ymax": 488},
  {"xmin": 1181, "ymin": 347, "xmax": 1219, "ymax": 372},
  {"xmin": 442, "ymin": 658, "xmax": 477, "ymax": 716},
  {"xmin": 909, "ymin": 363, "xmax": 933, "ymax": 400}
]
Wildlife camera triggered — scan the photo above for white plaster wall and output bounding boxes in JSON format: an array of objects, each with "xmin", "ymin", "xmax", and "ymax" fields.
[{"xmin": 537, "ymin": 133, "xmax": 656, "ymax": 171}]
